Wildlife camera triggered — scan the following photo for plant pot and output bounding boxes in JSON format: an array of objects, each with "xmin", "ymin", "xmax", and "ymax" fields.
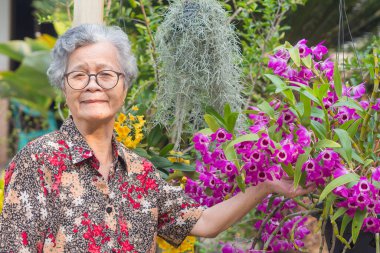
[{"xmin": 324, "ymin": 217, "xmax": 376, "ymax": 253}]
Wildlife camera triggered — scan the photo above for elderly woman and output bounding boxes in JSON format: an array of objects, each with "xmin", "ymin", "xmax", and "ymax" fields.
[{"xmin": 0, "ymin": 24, "xmax": 314, "ymax": 252}]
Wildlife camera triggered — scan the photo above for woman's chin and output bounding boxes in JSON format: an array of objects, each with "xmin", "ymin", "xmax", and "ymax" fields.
[{"xmin": 78, "ymin": 112, "xmax": 114, "ymax": 123}]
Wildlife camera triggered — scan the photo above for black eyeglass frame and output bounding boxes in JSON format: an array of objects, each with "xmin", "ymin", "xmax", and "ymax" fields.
[{"xmin": 64, "ymin": 70, "xmax": 125, "ymax": 90}]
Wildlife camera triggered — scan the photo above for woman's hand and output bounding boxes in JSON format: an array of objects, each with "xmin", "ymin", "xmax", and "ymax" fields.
[{"xmin": 265, "ymin": 176, "xmax": 316, "ymax": 198}]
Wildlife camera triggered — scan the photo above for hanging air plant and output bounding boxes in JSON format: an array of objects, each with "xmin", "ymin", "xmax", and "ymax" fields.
[{"xmin": 154, "ymin": 0, "xmax": 243, "ymax": 148}]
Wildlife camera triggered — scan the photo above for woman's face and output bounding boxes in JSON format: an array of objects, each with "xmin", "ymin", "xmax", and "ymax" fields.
[{"xmin": 64, "ymin": 41, "xmax": 127, "ymax": 124}]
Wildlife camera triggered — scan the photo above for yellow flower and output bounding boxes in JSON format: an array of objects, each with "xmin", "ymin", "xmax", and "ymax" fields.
[
  {"xmin": 137, "ymin": 115, "xmax": 145, "ymax": 122},
  {"xmin": 157, "ymin": 236, "xmax": 196, "ymax": 253},
  {"xmin": 117, "ymin": 113, "xmax": 127, "ymax": 123},
  {"xmin": 0, "ymin": 170, "xmax": 4, "ymax": 214},
  {"xmin": 168, "ymin": 151, "xmax": 190, "ymax": 165},
  {"xmin": 131, "ymin": 105, "xmax": 139, "ymax": 111},
  {"xmin": 128, "ymin": 113, "xmax": 136, "ymax": 121}
]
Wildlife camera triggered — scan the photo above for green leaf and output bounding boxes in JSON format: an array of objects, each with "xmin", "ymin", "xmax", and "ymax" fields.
[
  {"xmin": 149, "ymin": 156, "xmax": 173, "ymax": 168},
  {"xmin": 0, "ymin": 41, "xmax": 31, "ymax": 61},
  {"xmin": 225, "ymin": 134, "xmax": 259, "ymax": 151},
  {"xmin": 300, "ymin": 94, "xmax": 311, "ymax": 126},
  {"xmin": 197, "ymin": 128, "xmax": 214, "ymax": 135},
  {"xmin": 340, "ymin": 214, "xmax": 352, "ymax": 236},
  {"xmin": 265, "ymin": 74, "xmax": 296, "ymax": 105},
  {"xmin": 147, "ymin": 125, "xmax": 165, "ymax": 147},
  {"xmin": 236, "ymin": 174, "xmax": 246, "ymax": 193},
  {"xmin": 294, "ymin": 147, "xmax": 311, "ymax": 188},
  {"xmin": 133, "ymin": 148, "xmax": 150, "ymax": 159},
  {"xmin": 301, "ymin": 54, "xmax": 312, "ymax": 68},
  {"xmin": 226, "ymin": 112, "xmax": 239, "ymax": 133},
  {"xmin": 289, "ymin": 46, "xmax": 301, "ymax": 67},
  {"xmin": 352, "ymin": 209, "xmax": 366, "ymax": 243},
  {"xmin": 334, "ymin": 62, "xmax": 342, "ymax": 98},
  {"xmin": 331, "ymin": 207, "xmax": 348, "ymax": 222},
  {"xmin": 287, "ymin": 85, "xmax": 321, "ymax": 105},
  {"xmin": 204, "ymin": 114, "xmax": 220, "ymax": 132},
  {"xmin": 317, "ymin": 83, "xmax": 330, "ymax": 100},
  {"xmin": 333, "ymin": 99, "xmax": 364, "ymax": 114},
  {"xmin": 257, "ymin": 101, "xmax": 275, "ymax": 118},
  {"xmin": 223, "ymin": 143, "xmax": 239, "ymax": 168},
  {"xmin": 206, "ymin": 106, "xmax": 225, "ymax": 126},
  {"xmin": 159, "ymin": 143, "xmax": 174, "ymax": 156},
  {"xmin": 311, "ymin": 120, "xmax": 327, "ymax": 139},
  {"xmin": 363, "ymin": 159, "xmax": 374, "ymax": 169},
  {"xmin": 319, "ymin": 173, "xmax": 360, "ymax": 202},
  {"xmin": 334, "ymin": 129, "xmax": 353, "ymax": 163},
  {"xmin": 323, "ymin": 194, "xmax": 336, "ymax": 219},
  {"xmin": 314, "ymin": 139, "xmax": 341, "ymax": 149},
  {"xmin": 352, "ymin": 152, "xmax": 365, "ymax": 164},
  {"xmin": 170, "ymin": 163, "xmax": 195, "ymax": 172},
  {"xmin": 224, "ymin": 104, "xmax": 232, "ymax": 120},
  {"xmin": 311, "ymin": 107, "xmax": 325, "ymax": 119},
  {"xmin": 346, "ymin": 119, "xmax": 362, "ymax": 138},
  {"xmin": 281, "ymin": 163, "xmax": 294, "ymax": 177}
]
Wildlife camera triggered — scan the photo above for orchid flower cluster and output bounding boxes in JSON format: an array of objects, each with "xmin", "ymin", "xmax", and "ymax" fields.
[
  {"xmin": 186, "ymin": 39, "xmax": 379, "ymax": 252},
  {"xmin": 253, "ymin": 196, "xmax": 310, "ymax": 252}
]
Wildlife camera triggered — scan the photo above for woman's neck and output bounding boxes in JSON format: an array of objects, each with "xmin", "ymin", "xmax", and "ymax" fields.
[{"xmin": 72, "ymin": 116, "xmax": 114, "ymax": 180}]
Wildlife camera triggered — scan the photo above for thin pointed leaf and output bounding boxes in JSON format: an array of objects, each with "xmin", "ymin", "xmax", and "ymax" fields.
[
  {"xmin": 352, "ymin": 209, "xmax": 366, "ymax": 243},
  {"xmin": 294, "ymin": 147, "xmax": 311, "ymax": 188},
  {"xmin": 311, "ymin": 120, "xmax": 327, "ymax": 139},
  {"xmin": 319, "ymin": 173, "xmax": 360, "ymax": 202},
  {"xmin": 334, "ymin": 62, "xmax": 342, "ymax": 98},
  {"xmin": 331, "ymin": 207, "xmax": 348, "ymax": 222},
  {"xmin": 340, "ymin": 214, "xmax": 352, "ymax": 236},
  {"xmin": 289, "ymin": 46, "xmax": 301, "ymax": 67},
  {"xmin": 301, "ymin": 54, "xmax": 312, "ymax": 68},
  {"xmin": 334, "ymin": 129, "xmax": 353, "ymax": 163},
  {"xmin": 257, "ymin": 101, "xmax": 275, "ymax": 118},
  {"xmin": 204, "ymin": 114, "xmax": 220, "ymax": 132},
  {"xmin": 314, "ymin": 139, "xmax": 341, "ymax": 149}
]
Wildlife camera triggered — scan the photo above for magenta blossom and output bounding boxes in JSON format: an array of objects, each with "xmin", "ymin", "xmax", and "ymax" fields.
[
  {"xmin": 372, "ymin": 167, "xmax": 380, "ymax": 181},
  {"xmin": 311, "ymin": 41, "xmax": 328, "ymax": 60},
  {"xmin": 210, "ymin": 128, "xmax": 233, "ymax": 143},
  {"xmin": 296, "ymin": 39, "xmax": 312, "ymax": 58}
]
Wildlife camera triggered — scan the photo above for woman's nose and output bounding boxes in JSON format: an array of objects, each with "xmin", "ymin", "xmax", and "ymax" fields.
[{"xmin": 86, "ymin": 75, "xmax": 103, "ymax": 91}]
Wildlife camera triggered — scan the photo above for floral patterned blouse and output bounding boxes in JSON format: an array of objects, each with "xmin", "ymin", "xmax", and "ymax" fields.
[{"xmin": 0, "ymin": 116, "xmax": 204, "ymax": 253}]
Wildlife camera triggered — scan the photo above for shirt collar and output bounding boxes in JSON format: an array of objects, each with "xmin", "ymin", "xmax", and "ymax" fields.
[{"xmin": 60, "ymin": 116, "xmax": 126, "ymax": 165}]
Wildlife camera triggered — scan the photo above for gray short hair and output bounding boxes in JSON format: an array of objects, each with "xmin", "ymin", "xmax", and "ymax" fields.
[{"xmin": 47, "ymin": 24, "xmax": 138, "ymax": 89}]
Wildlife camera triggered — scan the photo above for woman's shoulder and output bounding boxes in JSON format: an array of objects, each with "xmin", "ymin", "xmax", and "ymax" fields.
[
  {"xmin": 23, "ymin": 130, "xmax": 65, "ymax": 154},
  {"xmin": 117, "ymin": 143, "xmax": 159, "ymax": 176}
]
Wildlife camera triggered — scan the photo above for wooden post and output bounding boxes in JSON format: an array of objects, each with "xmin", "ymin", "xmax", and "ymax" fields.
[
  {"xmin": 73, "ymin": 0, "xmax": 105, "ymax": 26},
  {"xmin": 0, "ymin": 0, "xmax": 11, "ymax": 168}
]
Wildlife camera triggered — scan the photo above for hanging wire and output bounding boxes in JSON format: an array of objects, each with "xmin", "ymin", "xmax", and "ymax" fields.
[
  {"xmin": 343, "ymin": 0, "xmax": 365, "ymax": 80},
  {"xmin": 119, "ymin": 0, "xmax": 127, "ymax": 32},
  {"xmin": 337, "ymin": 0, "xmax": 365, "ymax": 83}
]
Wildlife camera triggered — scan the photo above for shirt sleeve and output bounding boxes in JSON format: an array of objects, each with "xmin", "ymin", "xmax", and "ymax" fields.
[
  {"xmin": 154, "ymin": 171, "xmax": 205, "ymax": 247},
  {"xmin": 0, "ymin": 147, "xmax": 49, "ymax": 252}
]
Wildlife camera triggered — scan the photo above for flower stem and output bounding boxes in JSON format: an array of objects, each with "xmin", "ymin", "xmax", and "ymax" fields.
[
  {"xmin": 250, "ymin": 198, "xmax": 289, "ymax": 250},
  {"xmin": 359, "ymin": 48, "xmax": 379, "ymax": 151},
  {"xmin": 262, "ymin": 210, "xmax": 321, "ymax": 251},
  {"xmin": 376, "ymin": 233, "xmax": 380, "ymax": 253}
]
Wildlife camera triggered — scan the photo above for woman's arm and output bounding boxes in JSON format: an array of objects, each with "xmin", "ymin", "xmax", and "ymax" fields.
[
  {"xmin": 190, "ymin": 177, "xmax": 315, "ymax": 238},
  {"xmin": 0, "ymin": 148, "xmax": 49, "ymax": 251}
]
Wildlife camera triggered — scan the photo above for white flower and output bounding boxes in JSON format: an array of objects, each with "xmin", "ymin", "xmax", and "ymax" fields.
[
  {"xmin": 20, "ymin": 192, "xmax": 29, "ymax": 203},
  {"xmin": 73, "ymin": 197, "xmax": 84, "ymax": 206},
  {"xmin": 25, "ymin": 210, "xmax": 33, "ymax": 220},
  {"xmin": 19, "ymin": 247, "xmax": 31, "ymax": 253},
  {"xmin": 109, "ymin": 191, "xmax": 116, "ymax": 199},
  {"xmin": 65, "ymin": 208, "xmax": 74, "ymax": 217},
  {"xmin": 66, "ymin": 234, "xmax": 73, "ymax": 242},
  {"xmin": 37, "ymin": 192, "xmax": 46, "ymax": 204},
  {"xmin": 40, "ymin": 208, "xmax": 48, "ymax": 220}
]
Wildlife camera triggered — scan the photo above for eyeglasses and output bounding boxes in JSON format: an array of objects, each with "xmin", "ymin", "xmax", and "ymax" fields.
[{"xmin": 64, "ymin": 70, "xmax": 124, "ymax": 90}]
